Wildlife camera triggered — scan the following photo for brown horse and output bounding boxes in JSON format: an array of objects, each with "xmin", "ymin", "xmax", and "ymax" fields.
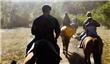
[
  {"xmin": 82, "ymin": 36, "xmax": 103, "ymax": 64},
  {"xmin": 60, "ymin": 25, "xmax": 77, "ymax": 55},
  {"xmin": 61, "ymin": 12, "xmax": 78, "ymax": 55}
]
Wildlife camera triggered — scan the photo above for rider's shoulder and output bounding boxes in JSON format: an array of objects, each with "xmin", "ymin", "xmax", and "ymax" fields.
[
  {"xmin": 49, "ymin": 15, "xmax": 58, "ymax": 20},
  {"xmin": 84, "ymin": 17, "xmax": 92, "ymax": 23},
  {"xmin": 34, "ymin": 15, "xmax": 43, "ymax": 21}
]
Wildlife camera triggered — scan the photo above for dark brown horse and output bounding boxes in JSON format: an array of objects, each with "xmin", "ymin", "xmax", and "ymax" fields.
[
  {"xmin": 82, "ymin": 36, "xmax": 103, "ymax": 64},
  {"xmin": 11, "ymin": 39, "xmax": 61, "ymax": 64}
]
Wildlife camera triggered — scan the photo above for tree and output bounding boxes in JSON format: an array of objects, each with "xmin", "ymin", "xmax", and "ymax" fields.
[{"xmin": 101, "ymin": 1, "xmax": 110, "ymax": 28}]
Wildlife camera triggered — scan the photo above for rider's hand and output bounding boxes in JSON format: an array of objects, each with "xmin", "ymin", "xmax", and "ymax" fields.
[
  {"xmin": 72, "ymin": 35, "xmax": 77, "ymax": 38},
  {"xmin": 72, "ymin": 35, "xmax": 80, "ymax": 40}
]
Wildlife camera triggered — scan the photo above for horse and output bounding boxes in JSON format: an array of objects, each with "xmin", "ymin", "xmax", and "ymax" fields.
[
  {"xmin": 11, "ymin": 39, "xmax": 61, "ymax": 64},
  {"xmin": 82, "ymin": 36, "xmax": 103, "ymax": 64},
  {"xmin": 60, "ymin": 24, "xmax": 77, "ymax": 55}
]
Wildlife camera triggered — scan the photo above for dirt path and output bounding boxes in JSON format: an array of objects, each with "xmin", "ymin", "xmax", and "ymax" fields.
[
  {"xmin": 57, "ymin": 37, "xmax": 85, "ymax": 64},
  {"xmin": 58, "ymin": 36, "xmax": 95, "ymax": 64},
  {"xmin": 58, "ymin": 27, "xmax": 95, "ymax": 64}
]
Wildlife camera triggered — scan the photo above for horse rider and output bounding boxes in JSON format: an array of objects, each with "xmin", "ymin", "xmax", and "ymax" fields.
[
  {"xmin": 78, "ymin": 11, "xmax": 103, "ymax": 48},
  {"xmin": 62, "ymin": 12, "xmax": 71, "ymax": 26},
  {"xmin": 24, "ymin": 5, "xmax": 61, "ymax": 64}
]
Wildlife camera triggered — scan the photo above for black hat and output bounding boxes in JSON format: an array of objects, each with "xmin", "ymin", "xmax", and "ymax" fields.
[{"xmin": 42, "ymin": 5, "xmax": 51, "ymax": 12}]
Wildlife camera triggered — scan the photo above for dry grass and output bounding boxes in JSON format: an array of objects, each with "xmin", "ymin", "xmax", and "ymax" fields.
[
  {"xmin": 97, "ymin": 27, "xmax": 110, "ymax": 64},
  {"xmin": 1, "ymin": 28, "xmax": 32, "ymax": 64},
  {"xmin": 1, "ymin": 27, "xmax": 110, "ymax": 64}
]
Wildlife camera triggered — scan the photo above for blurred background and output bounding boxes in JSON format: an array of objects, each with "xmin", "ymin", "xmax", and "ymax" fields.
[
  {"xmin": 0, "ymin": 0, "xmax": 110, "ymax": 64},
  {"xmin": 1, "ymin": 0, "xmax": 110, "ymax": 29}
]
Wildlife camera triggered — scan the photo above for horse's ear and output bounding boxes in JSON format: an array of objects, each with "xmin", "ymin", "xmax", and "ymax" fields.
[{"xmin": 11, "ymin": 60, "xmax": 17, "ymax": 64}]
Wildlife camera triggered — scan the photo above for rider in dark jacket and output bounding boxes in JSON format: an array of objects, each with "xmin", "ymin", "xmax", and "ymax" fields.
[{"xmin": 25, "ymin": 5, "xmax": 61, "ymax": 64}]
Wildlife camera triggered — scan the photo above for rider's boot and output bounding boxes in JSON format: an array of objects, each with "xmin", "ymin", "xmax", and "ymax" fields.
[{"xmin": 78, "ymin": 41, "xmax": 83, "ymax": 48}]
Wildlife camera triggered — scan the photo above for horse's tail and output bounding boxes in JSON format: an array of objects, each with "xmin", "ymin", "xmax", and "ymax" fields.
[
  {"xmin": 93, "ymin": 37, "xmax": 103, "ymax": 55},
  {"xmin": 93, "ymin": 38, "xmax": 99, "ymax": 48}
]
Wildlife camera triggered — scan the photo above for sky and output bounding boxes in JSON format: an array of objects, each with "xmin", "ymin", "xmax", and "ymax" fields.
[
  {"xmin": 2, "ymin": 0, "xmax": 64, "ymax": 2},
  {"xmin": 1, "ymin": 0, "xmax": 107, "ymax": 2}
]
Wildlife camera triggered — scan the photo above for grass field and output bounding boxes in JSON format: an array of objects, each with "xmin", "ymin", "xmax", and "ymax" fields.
[{"xmin": 1, "ymin": 26, "xmax": 110, "ymax": 64}]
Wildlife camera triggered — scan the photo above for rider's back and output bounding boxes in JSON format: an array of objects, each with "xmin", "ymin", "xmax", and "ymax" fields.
[{"xmin": 83, "ymin": 17, "xmax": 100, "ymax": 36}]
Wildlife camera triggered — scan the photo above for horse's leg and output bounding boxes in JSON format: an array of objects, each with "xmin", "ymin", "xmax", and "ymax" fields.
[
  {"xmin": 61, "ymin": 36, "xmax": 66, "ymax": 55},
  {"xmin": 93, "ymin": 38, "xmax": 103, "ymax": 64},
  {"xmin": 65, "ymin": 38, "xmax": 70, "ymax": 55},
  {"xmin": 97, "ymin": 36, "xmax": 103, "ymax": 55},
  {"xmin": 84, "ymin": 48, "xmax": 91, "ymax": 64},
  {"xmin": 93, "ymin": 50, "xmax": 102, "ymax": 64},
  {"xmin": 65, "ymin": 42, "xmax": 68, "ymax": 55},
  {"xmin": 62, "ymin": 41, "xmax": 65, "ymax": 54},
  {"xmin": 93, "ymin": 46, "xmax": 102, "ymax": 64},
  {"xmin": 84, "ymin": 53, "xmax": 91, "ymax": 64}
]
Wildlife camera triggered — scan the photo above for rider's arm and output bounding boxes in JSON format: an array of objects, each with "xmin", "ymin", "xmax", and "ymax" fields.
[
  {"xmin": 93, "ymin": 20, "xmax": 100, "ymax": 27},
  {"xmin": 83, "ymin": 19, "xmax": 88, "ymax": 31},
  {"xmin": 54, "ymin": 19, "xmax": 61, "ymax": 40},
  {"xmin": 31, "ymin": 20, "xmax": 37, "ymax": 35},
  {"xmin": 31, "ymin": 18, "xmax": 39, "ymax": 36},
  {"xmin": 22, "ymin": 52, "xmax": 34, "ymax": 64}
]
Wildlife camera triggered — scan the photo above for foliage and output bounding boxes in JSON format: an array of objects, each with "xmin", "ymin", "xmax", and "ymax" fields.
[
  {"xmin": 62, "ymin": 1, "xmax": 105, "ymax": 15},
  {"xmin": 51, "ymin": 5, "xmax": 63, "ymax": 25},
  {"xmin": 77, "ymin": 15, "xmax": 86, "ymax": 26},
  {"xmin": 101, "ymin": 1, "xmax": 110, "ymax": 28},
  {"xmin": 93, "ymin": 1, "xmax": 110, "ymax": 28},
  {"xmin": 1, "ymin": 1, "xmax": 109, "ymax": 29},
  {"xmin": 1, "ymin": 1, "xmax": 42, "ymax": 29}
]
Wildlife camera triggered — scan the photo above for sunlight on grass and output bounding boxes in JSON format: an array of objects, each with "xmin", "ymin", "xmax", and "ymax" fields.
[
  {"xmin": 97, "ymin": 27, "xmax": 110, "ymax": 64},
  {"xmin": 1, "ymin": 28, "xmax": 32, "ymax": 64},
  {"xmin": 0, "ymin": 29, "xmax": 2, "ymax": 63},
  {"xmin": 1, "ymin": 27, "xmax": 110, "ymax": 64}
]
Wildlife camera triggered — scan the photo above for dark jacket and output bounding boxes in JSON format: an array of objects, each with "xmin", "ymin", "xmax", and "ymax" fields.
[
  {"xmin": 26, "ymin": 15, "xmax": 61, "ymax": 64},
  {"xmin": 31, "ymin": 15, "xmax": 60, "ymax": 42},
  {"xmin": 83, "ymin": 17, "xmax": 100, "ymax": 31},
  {"xmin": 83, "ymin": 17, "xmax": 100, "ymax": 36}
]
